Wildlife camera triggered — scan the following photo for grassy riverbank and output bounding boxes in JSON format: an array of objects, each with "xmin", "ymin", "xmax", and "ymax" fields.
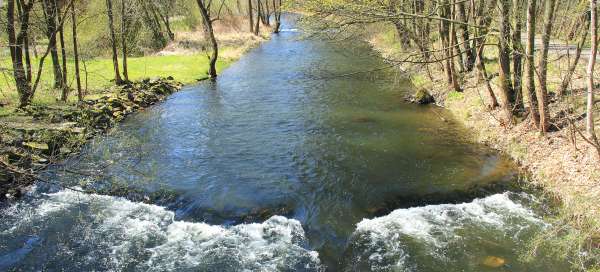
[
  {"xmin": 368, "ymin": 24, "xmax": 600, "ymax": 269},
  {"xmin": 0, "ymin": 24, "xmax": 269, "ymax": 116}
]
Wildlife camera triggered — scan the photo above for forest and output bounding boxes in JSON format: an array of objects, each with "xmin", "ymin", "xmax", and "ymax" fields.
[{"xmin": 1, "ymin": 0, "xmax": 600, "ymax": 271}]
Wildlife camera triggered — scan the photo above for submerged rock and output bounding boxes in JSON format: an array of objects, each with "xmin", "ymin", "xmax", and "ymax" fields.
[{"xmin": 482, "ymin": 256, "xmax": 506, "ymax": 268}]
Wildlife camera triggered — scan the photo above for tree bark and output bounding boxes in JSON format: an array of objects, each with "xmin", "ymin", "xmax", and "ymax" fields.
[
  {"xmin": 196, "ymin": 0, "xmax": 219, "ymax": 79},
  {"xmin": 524, "ymin": 0, "xmax": 539, "ymax": 126},
  {"xmin": 248, "ymin": 0, "xmax": 254, "ymax": 33},
  {"xmin": 456, "ymin": 0, "xmax": 475, "ymax": 72},
  {"xmin": 121, "ymin": 0, "xmax": 129, "ymax": 82},
  {"xmin": 559, "ymin": 17, "xmax": 589, "ymax": 96},
  {"xmin": 72, "ymin": 0, "xmax": 83, "ymax": 101},
  {"xmin": 42, "ymin": 0, "xmax": 64, "ymax": 90},
  {"xmin": 512, "ymin": 0, "xmax": 524, "ymax": 111},
  {"xmin": 587, "ymin": 0, "xmax": 599, "ymax": 143},
  {"xmin": 498, "ymin": 0, "xmax": 515, "ymax": 123},
  {"xmin": 7, "ymin": 0, "xmax": 34, "ymax": 107},
  {"xmin": 58, "ymin": 6, "xmax": 69, "ymax": 102},
  {"xmin": 536, "ymin": 0, "xmax": 557, "ymax": 133},
  {"xmin": 106, "ymin": 0, "xmax": 123, "ymax": 85},
  {"xmin": 254, "ymin": 0, "xmax": 261, "ymax": 35}
]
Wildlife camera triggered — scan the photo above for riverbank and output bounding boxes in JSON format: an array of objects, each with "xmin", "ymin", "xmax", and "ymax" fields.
[
  {"xmin": 0, "ymin": 20, "xmax": 271, "ymax": 116},
  {"xmin": 0, "ymin": 78, "xmax": 183, "ymax": 200},
  {"xmin": 368, "ymin": 26, "xmax": 600, "ymax": 267}
]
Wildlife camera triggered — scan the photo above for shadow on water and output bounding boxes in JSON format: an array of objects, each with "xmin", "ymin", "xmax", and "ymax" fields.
[{"xmin": 0, "ymin": 14, "xmax": 571, "ymax": 272}]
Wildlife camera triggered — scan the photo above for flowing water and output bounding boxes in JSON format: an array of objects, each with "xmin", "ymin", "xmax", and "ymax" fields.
[{"xmin": 1, "ymin": 17, "xmax": 569, "ymax": 271}]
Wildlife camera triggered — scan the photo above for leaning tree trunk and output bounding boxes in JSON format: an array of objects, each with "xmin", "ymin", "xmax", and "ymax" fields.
[
  {"xmin": 473, "ymin": 0, "xmax": 499, "ymax": 108},
  {"xmin": 559, "ymin": 17, "xmax": 589, "ymax": 96},
  {"xmin": 587, "ymin": 0, "xmax": 599, "ymax": 144},
  {"xmin": 524, "ymin": 0, "xmax": 539, "ymax": 126},
  {"xmin": 537, "ymin": 0, "xmax": 557, "ymax": 133},
  {"xmin": 106, "ymin": 0, "xmax": 123, "ymax": 85},
  {"xmin": 196, "ymin": 0, "xmax": 219, "ymax": 79},
  {"xmin": 71, "ymin": 0, "xmax": 83, "ymax": 101}
]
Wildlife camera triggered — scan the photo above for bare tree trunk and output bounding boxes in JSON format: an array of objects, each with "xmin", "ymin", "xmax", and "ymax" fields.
[
  {"xmin": 248, "ymin": 0, "xmax": 254, "ymax": 33},
  {"xmin": 7, "ymin": 0, "xmax": 34, "ymax": 107},
  {"xmin": 121, "ymin": 0, "xmax": 129, "ymax": 82},
  {"xmin": 42, "ymin": 0, "xmax": 64, "ymax": 90},
  {"xmin": 536, "ymin": 0, "xmax": 557, "ymax": 133},
  {"xmin": 559, "ymin": 18, "xmax": 589, "ymax": 96},
  {"xmin": 476, "ymin": 42, "xmax": 500, "ymax": 108},
  {"xmin": 106, "ymin": 0, "xmax": 123, "ymax": 85},
  {"xmin": 196, "ymin": 0, "xmax": 219, "ymax": 79},
  {"xmin": 473, "ymin": 0, "xmax": 499, "ymax": 108},
  {"xmin": 456, "ymin": 0, "xmax": 475, "ymax": 71},
  {"xmin": 448, "ymin": 1, "xmax": 462, "ymax": 92},
  {"xmin": 72, "ymin": 0, "xmax": 83, "ymax": 101},
  {"xmin": 272, "ymin": 0, "xmax": 282, "ymax": 33},
  {"xmin": 525, "ymin": 0, "xmax": 539, "ymax": 126},
  {"xmin": 58, "ymin": 8, "xmax": 69, "ymax": 102},
  {"xmin": 512, "ymin": 0, "xmax": 524, "ymax": 111},
  {"xmin": 498, "ymin": 0, "xmax": 515, "ymax": 123},
  {"xmin": 587, "ymin": 0, "xmax": 599, "ymax": 144},
  {"xmin": 254, "ymin": 0, "xmax": 261, "ymax": 35}
]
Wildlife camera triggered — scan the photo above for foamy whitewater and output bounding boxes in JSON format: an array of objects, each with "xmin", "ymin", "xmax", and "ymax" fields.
[
  {"xmin": 0, "ymin": 189, "xmax": 323, "ymax": 271},
  {"xmin": 1, "ymin": 190, "xmax": 550, "ymax": 271},
  {"xmin": 344, "ymin": 192, "xmax": 547, "ymax": 271}
]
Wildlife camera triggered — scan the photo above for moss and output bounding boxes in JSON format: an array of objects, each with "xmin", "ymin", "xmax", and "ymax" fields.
[{"xmin": 447, "ymin": 91, "xmax": 465, "ymax": 102}]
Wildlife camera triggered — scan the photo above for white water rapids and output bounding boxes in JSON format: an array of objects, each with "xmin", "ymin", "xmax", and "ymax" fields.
[{"xmin": 0, "ymin": 190, "xmax": 548, "ymax": 271}]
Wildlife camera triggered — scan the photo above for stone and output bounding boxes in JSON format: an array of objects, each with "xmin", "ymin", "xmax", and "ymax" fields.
[
  {"xmin": 410, "ymin": 89, "xmax": 435, "ymax": 105},
  {"xmin": 482, "ymin": 256, "xmax": 506, "ymax": 268},
  {"xmin": 23, "ymin": 142, "xmax": 49, "ymax": 152}
]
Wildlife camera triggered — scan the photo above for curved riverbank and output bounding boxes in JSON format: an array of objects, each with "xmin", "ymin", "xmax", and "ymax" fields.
[
  {"xmin": 368, "ymin": 26, "xmax": 600, "ymax": 268},
  {"xmin": 0, "ymin": 78, "xmax": 182, "ymax": 200}
]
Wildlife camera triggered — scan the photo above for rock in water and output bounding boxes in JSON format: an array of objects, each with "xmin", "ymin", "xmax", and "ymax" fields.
[
  {"xmin": 407, "ymin": 89, "xmax": 435, "ymax": 105},
  {"xmin": 482, "ymin": 256, "xmax": 506, "ymax": 268}
]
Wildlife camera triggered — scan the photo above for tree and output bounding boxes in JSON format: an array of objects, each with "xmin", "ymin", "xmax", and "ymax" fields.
[
  {"xmin": 6, "ymin": 0, "xmax": 34, "ymax": 107},
  {"xmin": 121, "ymin": 0, "xmax": 130, "ymax": 82},
  {"xmin": 586, "ymin": 0, "xmax": 599, "ymax": 144},
  {"xmin": 272, "ymin": 0, "xmax": 282, "ymax": 33},
  {"xmin": 195, "ymin": 0, "xmax": 225, "ymax": 79},
  {"xmin": 498, "ymin": 0, "xmax": 515, "ymax": 123},
  {"xmin": 106, "ymin": 0, "xmax": 123, "ymax": 85},
  {"xmin": 58, "ymin": 0, "xmax": 69, "ymax": 101},
  {"xmin": 524, "ymin": 0, "xmax": 539, "ymax": 126},
  {"xmin": 72, "ymin": 0, "xmax": 83, "ymax": 101},
  {"xmin": 42, "ymin": 0, "xmax": 65, "ymax": 90},
  {"xmin": 248, "ymin": 0, "xmax": 254, "ymax": 33},
  {"xmin": 536, "ymin": 0, "xmax": 557, "ymax": 133}
]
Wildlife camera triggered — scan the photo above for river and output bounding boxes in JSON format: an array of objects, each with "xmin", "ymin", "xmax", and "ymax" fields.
[{"xmin": 0, "ymin": 16, "xmax": 569, "ymax": 271}]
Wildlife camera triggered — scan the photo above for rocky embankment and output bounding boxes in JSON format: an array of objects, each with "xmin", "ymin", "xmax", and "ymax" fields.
[{"xmin": 0, "ymin": 78, "xmax": 182, "ymax": 200}]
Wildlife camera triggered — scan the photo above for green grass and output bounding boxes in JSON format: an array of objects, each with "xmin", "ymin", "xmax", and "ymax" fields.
[{"xmin": 0, "ymin": 49, "xmax": 237, "ymax": 112}]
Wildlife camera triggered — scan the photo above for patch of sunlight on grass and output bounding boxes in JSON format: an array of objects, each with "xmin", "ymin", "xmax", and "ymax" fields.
[{"xmin": 0, "ymin": 50, "xmax": 236, "ymax": 108}]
